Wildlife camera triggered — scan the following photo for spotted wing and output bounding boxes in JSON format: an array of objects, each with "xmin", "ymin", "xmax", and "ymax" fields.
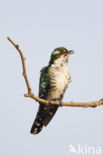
[
  {"xmin": 30, "ymin": 66, "xmax": 50, "ymax": 134},
  {"xmin": 39, "ymin": 66, "xmax": 50, "ymax": 99},
  {"xmin": 38, "ymin": 66, "xmax": 58, "ymax": 127}
]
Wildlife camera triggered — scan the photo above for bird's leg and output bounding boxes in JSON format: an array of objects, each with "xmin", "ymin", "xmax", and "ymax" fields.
[
  {"xmin": 48, "ymin": 100, "xmax": 62, "ymax": 106},
  {"xmin": 68, "ymin": 73, "xmax": 71, "ymax": 83},
  {"xmin": 59, "ymin": 101, "xmax": 63, "ymax": 107},
  {"xmin": 48, "ymin": 100, "xmax": 52, "ymax": 105},
  {"xmin": 54, "ymin": 99, "xmax": 63, "ymax": 107}
]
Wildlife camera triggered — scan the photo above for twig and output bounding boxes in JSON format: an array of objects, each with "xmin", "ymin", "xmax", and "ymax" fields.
[
  {"xmin": 7, "ymin": 37, "xmax": 103, "ymax": 108},
  {"xmin": 7, "ymin": 37, "xmax": 32, "ymax": 94}
]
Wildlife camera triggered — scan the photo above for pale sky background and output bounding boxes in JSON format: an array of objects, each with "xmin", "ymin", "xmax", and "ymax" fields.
[{"xmin": 0, "ymin": 0, "xmax": 103, "ymax": 155}]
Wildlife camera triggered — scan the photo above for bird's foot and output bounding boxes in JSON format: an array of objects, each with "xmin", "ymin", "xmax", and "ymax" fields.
[
  {"xmin": 48, "ymin": 100, "xmax": 52, "ymax": 105},
  {"xmin": 59, "ymin": 101, "xmax": 62, "ymax": 107},
  {"xmin": 48, "ymin": 100, "xmax": 62, "ymax": 107},
  {"xmin": 68, "ymin": 74, "xmax": 72, "ymax": 83},
  {"xmin": 54, "ymin": 100, "xmax": 63, "ymax": 107}
]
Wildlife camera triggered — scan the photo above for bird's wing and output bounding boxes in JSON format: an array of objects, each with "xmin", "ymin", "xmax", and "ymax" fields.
[
  {"xmin": 30, "ymin": 66, "xmax": 51, "ymax": 134},
  {"xmin": 39, "ymin": 66, "xmax": 50, "ymax": 99},
  {"xmin": 38, "ymin": 66, "xmax": 58, "ymax": 127}
]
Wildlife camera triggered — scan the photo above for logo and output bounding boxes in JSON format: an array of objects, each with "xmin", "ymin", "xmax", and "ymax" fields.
[{"xmin": 68, "ymin": 144, "xmax": 103, "ymax": 155}]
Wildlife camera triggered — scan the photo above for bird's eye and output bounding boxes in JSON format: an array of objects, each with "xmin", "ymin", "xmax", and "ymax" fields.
[{"xmin": 60, "ymin": 51, "xmax": 65, "ymax": 55}]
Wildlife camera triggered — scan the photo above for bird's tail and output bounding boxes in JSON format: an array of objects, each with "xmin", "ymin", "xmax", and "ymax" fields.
[
  {"xmin": 30, "ymin": 103, "xmax": 58, "ymax": 134},
  {"xmin": 30, "ymin": 112, "xmax": 44, "ymax": 135}
]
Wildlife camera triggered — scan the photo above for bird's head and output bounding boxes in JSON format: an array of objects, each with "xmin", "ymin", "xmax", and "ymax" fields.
[{"xmin": 49, "ymin": 47, "xmax": 74, "ymax": 65}]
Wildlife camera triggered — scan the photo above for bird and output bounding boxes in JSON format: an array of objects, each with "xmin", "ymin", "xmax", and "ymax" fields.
[{"xmin": 30, "ymin": 47, "xmax": 74, "ymax": 134}]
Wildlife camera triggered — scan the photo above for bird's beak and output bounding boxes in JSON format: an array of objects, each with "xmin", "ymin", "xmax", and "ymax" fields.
[{"xmin": 67, "ymin": 50, "xmax": 74, "ymax": 55}]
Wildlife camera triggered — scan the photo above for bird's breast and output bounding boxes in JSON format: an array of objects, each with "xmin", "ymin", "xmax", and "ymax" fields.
[{"xmin": 47, "ymin": 65, "xmax": 70, "ymax": 100}]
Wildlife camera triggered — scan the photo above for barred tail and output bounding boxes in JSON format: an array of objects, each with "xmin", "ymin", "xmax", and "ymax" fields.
[
  {"xmin": 30, "ymin": 103, "xmax": 58, "ymax": 134},
  {"xmin": 30, "ymin": 113, "xmax": 44, "ymax": 135}
]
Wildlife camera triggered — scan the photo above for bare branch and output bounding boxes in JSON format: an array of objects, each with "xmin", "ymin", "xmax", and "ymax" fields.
[
  {"xmin": 7, "ymin": 37, "xmax": 103, "ymax": 108},
  {"xmin": 7, "ymin": 37, "xmax": 32, "ymax": 94}
]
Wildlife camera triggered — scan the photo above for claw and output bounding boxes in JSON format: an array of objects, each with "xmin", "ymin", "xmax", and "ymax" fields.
[
  {"xmin": 48, "ymin": 100, "xmax": 52, "ymax": 105},
  {"xmin": 59, "ymin": 101, "xmax": 62, "ymax": 107}
]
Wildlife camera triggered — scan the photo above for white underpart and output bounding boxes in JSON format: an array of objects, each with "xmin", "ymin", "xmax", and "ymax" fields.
[{"xmin": 47, "ymin": 55, "xmax": 71, "ymax": 100}]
